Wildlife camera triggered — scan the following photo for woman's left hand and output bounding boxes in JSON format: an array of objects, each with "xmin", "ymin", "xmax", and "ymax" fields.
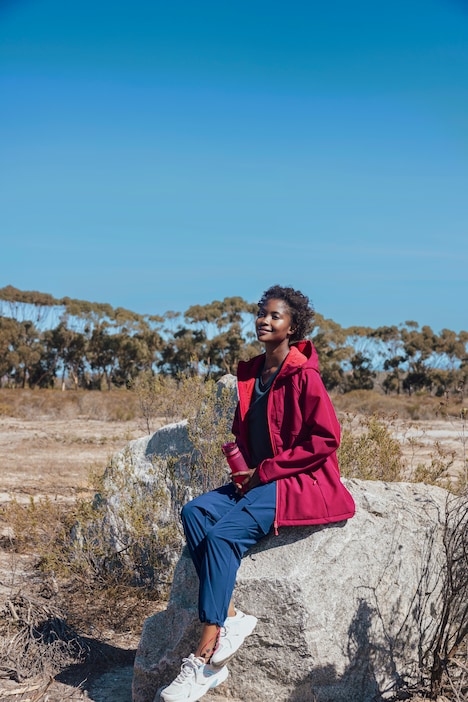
[{"xmin": 233, "ymin": 467, "xmax": 261, "ymax": 494}]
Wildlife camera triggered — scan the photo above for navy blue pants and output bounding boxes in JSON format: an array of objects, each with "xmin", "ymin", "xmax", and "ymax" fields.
[{"xmin": 181, "ymin": 481, "xmax": 276, "ymax": 626}]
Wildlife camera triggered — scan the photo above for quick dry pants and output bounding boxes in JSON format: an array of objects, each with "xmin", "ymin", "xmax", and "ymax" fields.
[{"xmin": 181, "ymin": 481, "xmax": 276, "ymax": 626}]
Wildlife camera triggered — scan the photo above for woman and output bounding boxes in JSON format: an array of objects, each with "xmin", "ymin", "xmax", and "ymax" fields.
[{"xmin": 160, "ymin": 285, "xmax": 355, "ymax": 702}]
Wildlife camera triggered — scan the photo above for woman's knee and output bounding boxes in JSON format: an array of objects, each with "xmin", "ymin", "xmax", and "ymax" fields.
[{"xmin": 180, "ymin": 499, "xmax": 196, "ymax": 526}]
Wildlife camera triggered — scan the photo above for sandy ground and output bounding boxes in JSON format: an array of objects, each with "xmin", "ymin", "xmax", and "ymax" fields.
[
  {"xmin": 0, "ymin": 416, "xmax": 143, "ymax": 504},
  {"xmin": 0, "ymin": 411, "xmax": 465, "ymax": 702},
  {"xmin": 393, "ymin": 417, "xmax": 466, "ymax": 478}
]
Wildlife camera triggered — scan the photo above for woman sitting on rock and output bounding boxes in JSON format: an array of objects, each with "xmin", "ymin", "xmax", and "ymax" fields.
[{"xmin": 160, "ymin": 284, "xmax": 355, "ymax": 702}]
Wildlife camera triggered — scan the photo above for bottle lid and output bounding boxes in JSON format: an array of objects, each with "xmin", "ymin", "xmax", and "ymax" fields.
[{"xmin": 222, "ymin": 441, "xmax": 238, "ymax": 456}]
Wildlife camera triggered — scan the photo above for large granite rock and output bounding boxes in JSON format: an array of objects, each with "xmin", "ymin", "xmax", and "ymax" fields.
[{"xmin": 132, "ymin": 478, "xmax": 449, "ymax": 702}]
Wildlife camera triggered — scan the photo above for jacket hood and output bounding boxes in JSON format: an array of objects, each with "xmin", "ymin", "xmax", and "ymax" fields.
[
  {"xmin": 291, "ymin": 339, "xmax": 319, "ymax": 367},
  {"xmin": 237, "ymin": 339, "xmax": 319, "ymax": 381}
]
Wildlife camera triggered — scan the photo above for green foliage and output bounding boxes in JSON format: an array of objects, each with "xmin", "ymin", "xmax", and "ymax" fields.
[{"xmin": 312, "ymin": 313, "xmax": 350, "ymax": 391}]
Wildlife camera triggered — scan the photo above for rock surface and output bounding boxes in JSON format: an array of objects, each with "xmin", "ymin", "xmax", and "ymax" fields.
[{"xmin": 132, "ymin": 478, "xmax": 449, "ymax": 702}]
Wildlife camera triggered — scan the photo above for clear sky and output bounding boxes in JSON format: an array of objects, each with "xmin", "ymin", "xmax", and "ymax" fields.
[{"xmin": 1, "ymin": 0, "xmax": 467, "ymax": 333}]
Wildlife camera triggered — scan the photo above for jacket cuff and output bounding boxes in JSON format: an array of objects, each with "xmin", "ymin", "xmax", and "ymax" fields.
[{"xmin": 257, "ymin": 461, "xmax": 270, "ymax": 484}]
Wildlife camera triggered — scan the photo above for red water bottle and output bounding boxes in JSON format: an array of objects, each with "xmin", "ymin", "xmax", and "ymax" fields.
[{"xmin": 222, "ymin": 441, "xmax": 248, "ymax": 490}]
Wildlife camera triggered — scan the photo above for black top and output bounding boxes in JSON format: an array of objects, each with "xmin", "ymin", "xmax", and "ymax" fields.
[{"xmin": 247, "ymin": 359, "xmax": 284, "ymax": 467}]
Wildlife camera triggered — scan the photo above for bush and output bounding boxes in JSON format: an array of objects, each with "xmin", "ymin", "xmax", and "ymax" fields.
[{"xmin": 338, "ymin": 414, "xmax": 405, "ymax": 482}]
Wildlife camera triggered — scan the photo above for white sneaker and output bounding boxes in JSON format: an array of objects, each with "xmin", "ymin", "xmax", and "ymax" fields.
[
  {"xmin": 210, "ymin": 610, "xmax": 258, "ymax": 666},
  {"xmin": 160, "ymin": 653, "xmax": 228, "ymax": 702}
]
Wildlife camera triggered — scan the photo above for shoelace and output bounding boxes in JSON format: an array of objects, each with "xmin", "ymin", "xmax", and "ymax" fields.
[{"xmin": 174, "ymin": 655, "xmax": 203, "ymax": 683}]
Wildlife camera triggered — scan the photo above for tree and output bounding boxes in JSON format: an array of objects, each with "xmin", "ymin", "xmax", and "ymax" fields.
[
  {"xmin": 158, "ymin": 328, "xmax": 207, "ymax": 377},
  {"xmin": 40, "ymin": 323, "xmax": 88, "ymax": 390},
  {"xmin": 344, "ymin": 352, "xmax": 376, "ymax": 392},
  {"xmin": 0, "ymin": 317, "xmax": 22, "ymax": 385},
  {"xmin": 312, "ymin": 314, "xmax": 350, "ymax": 391},
  {"xmin": 9, "ymin": 321, "xmax": 43, "ymax": 388},
  {"xmin": 382, "ymin": 356, "xmax": 406, "ymax": 395},
  {"xmin": 400, "ymin": 323, "xmax": 437, "ymax": 395},
  {"xmin": 156, "ymin": 297, "xmax": 258, "ymax": 377},
  {"xmin": 87, "ymin": 324, "xmax": 121, "ymax": 390}
]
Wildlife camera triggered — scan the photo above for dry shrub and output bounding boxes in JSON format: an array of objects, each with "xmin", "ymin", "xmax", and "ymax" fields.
[
  {"xmin": 424, "ymin": 490, "xmax": 468, "ymax": 701},
  {"xmin": 0, "ymin": 594, "xmax": 90, "ymax": 682},
  {"xmin": 0, "ymin": 497, "xmax": 68, "ymax": 555},
  {"xmin": 338, "ymin": 413, "xmax": 405, "ymax": 481},
  {"xmin": 0, "ymin": 373, "xmax": 235, "ymax": 647},
  {"xmin": 338, "ymin": 410, "xmax": 464, "ymax": 491},
  {"xmin": 184, "ymin": 375, "xmax": 236, "ymax": 493},
  {"xmin": 130, "ymin": 372, "xmax": 182, "ymax": 433},
  {"xmin": 35, "ymin": 490, "xmax": 179, "ymax": 601},
  {"xmin": 411, "ymin": 441, "xmax": 456, "ymax": 489}
]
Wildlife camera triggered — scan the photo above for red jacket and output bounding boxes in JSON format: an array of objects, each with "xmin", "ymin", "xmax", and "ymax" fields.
[{"xmin": 233, "ymin": 340, "xmax": 355, "ymax": 530}]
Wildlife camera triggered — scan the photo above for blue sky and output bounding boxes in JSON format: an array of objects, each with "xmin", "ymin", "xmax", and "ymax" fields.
[{"xmin": 1, "ymin": 0, "xmax": 467, "ymax": 333}]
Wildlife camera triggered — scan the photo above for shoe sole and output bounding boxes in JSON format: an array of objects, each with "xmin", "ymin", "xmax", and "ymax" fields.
[
  {"xmin": 210, "ymin": 617, "xmax": 258, "ymax": 666},
  {"xmin": 159, "ymin": 665, "xmax": 229, "ymax": 702}
]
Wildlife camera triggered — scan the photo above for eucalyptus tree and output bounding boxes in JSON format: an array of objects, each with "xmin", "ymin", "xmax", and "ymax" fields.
[
  {"xmin": 87, "ymin": 323, "xmax": 121, "ymax": 390},
  {"xmin": 369, "ymin": 325, "xmax": 406, "ymax": 394},
  {"xmin": 113, "ymin": 330, "xmax": 163, "ymax": 385},
  {"xmin": 8, "ymin": 320, "xmax": 43, "ymax": 388},
  {"xmin": 311, "ymin": 313, "xmax": 350, "ymax": 391},
  {"xmin": 433, "ymin": 329, "xmax": 468, "ymax": 399},
  {"xmin": 400, "ymin": 322, "xmax": 438, "ymax": 395},
  {"xmin": 0, "ymin": 316, "xmax": 22, "ymax": 385},
  {"xmin": 38, "ymin": 323, "xmax": 88, "ymax": 390},
  {"xmin": 61, "ymin": 329, "xmax": 88, "ymax": 389},
  {"xmin": 344, "ymin": 352, "xmax": 376, "ymax": 392},
  {"xmin": 158, "ymin": 327, "xmax": 207, "ymax": 377},
  {"xmin": 169, "ymin": 296, "xmax": 257, "ymax": 376},
  {"xmin": 0, "ymin": 285, "xmax": 59, "ymax": 328}
]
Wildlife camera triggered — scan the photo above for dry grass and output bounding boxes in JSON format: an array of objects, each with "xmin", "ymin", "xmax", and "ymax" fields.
[
  {"xmin": 0, "ymin": 387, "xmax": 140, "ymax": 422},
  {"xmin": 332, "ymin": 389, "xmax": 464, "ymax": 421}
]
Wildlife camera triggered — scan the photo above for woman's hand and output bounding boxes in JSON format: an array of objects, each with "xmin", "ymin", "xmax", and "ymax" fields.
[{"xmin": 231, "ymin": 467, "xmax": 261, "ymax": 495}]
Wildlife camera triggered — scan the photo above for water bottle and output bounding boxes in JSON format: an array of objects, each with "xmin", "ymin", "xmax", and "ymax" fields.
[{"xmin": 222, "ymin": 441, "xmax": 248, "ymax": 490}]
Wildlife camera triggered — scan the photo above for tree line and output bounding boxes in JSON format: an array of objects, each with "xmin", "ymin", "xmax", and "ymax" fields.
[{"xmin": 0, "ymin": 285, "xmax": 467, "ymax": 397}]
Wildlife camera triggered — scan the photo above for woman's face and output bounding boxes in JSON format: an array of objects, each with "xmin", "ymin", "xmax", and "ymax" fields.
[{"xmin": 256, "ymin": 298, "xmax": 294, "ymax": 344}]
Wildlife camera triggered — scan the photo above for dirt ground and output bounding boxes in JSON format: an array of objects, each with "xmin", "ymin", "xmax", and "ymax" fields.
[{"xmin": 0, "ymin": 398, "xmax": 465, "ymax": 702}]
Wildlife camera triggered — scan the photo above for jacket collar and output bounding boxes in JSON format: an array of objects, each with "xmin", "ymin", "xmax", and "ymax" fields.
[{"xmin": 237, "ymin": 339, "xmax": 319, "ymax": 382}]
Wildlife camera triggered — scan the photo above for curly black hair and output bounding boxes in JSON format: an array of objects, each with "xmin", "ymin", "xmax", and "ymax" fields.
[{"xmin": 257, "ymin": 285, "xmax": 314, "ymax": 342}]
